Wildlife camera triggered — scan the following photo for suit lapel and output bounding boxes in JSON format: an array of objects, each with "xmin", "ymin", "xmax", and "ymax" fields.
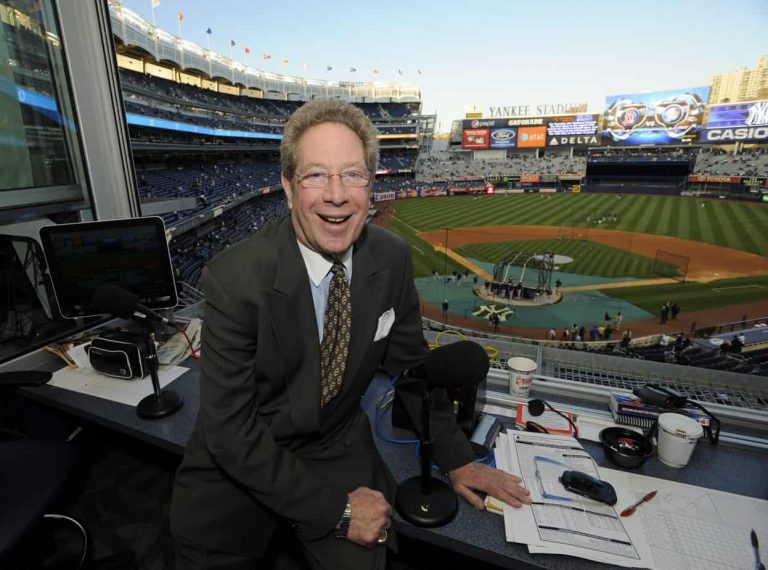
[
  {"xmin": 262, "ymin": 220, "xmax": 321, "ymax": 434},
  {"xmin": 346, "ymin": 231, "xmax": 388, "ymax": 389}
]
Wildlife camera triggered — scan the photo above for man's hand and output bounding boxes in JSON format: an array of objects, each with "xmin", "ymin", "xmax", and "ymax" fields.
[
  {"xmin": 448, "ymin": 461, "xmax": 531, "ymax": 511},
  {"xmin": 344, "ymin": 486, "xmax": 392, "ymax": 547}
]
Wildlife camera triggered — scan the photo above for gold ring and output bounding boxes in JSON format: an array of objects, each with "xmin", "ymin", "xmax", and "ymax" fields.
[{"xmin": 377, "ymin": 529, "xmax": 388, "ymax": 544}]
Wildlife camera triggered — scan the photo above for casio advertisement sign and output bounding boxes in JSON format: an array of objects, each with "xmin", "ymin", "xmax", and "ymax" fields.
[
  {"xmin": 490, "ymin": 127, "xmax": 517, "ymax": 148},
  {"xmin": 703, "ymin": 100, "xmax": 768, "ymax": 142},
  {"xmin": 701, "ymin": 127, "xmax": 768, "ymax": 142}
]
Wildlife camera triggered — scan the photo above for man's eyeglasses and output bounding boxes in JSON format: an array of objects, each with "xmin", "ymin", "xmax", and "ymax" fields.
[{"xmin": 296, "ymin": 169, "xmax": 370, "ymax": 188}]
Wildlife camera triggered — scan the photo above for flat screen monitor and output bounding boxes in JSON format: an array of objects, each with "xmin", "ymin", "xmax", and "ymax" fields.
[{"xmin": 39, "ymin": 217, "xmax": 178, "ymax": 318}]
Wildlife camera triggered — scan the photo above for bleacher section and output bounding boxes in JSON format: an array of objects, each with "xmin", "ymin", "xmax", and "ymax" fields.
[
  {"xmin": 692, "ymin": 147, "xmax": 768, "ymax": 176},
  {"xmin": 169, "ymin": 193, "xmax": 288, "ymax": 290},
  {"xmin": 416, "ymin": 152, "xmax": 586, "ymax": 181},
  {"xmin": 137, "ymin": 160, "xmax": 282, "ymax": 226}
]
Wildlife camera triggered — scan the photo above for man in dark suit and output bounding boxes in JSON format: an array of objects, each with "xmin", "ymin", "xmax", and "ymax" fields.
[{"xmin": 171, "ymin": 100, "xmax": 530, "ymax": 569}]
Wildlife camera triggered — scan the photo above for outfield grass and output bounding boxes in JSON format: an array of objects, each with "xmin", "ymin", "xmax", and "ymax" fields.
[
  {"xmin": 385, "ymin": 194, "xmax": 768, "ymax": 258},
  {"xmin": 604, "ymin": 275, "xmax": 768, "ymax": 314},
  {"xmin": 382, "ymin": 215, "xmax": 466, "ymax": 277},
  {"xmin": 457, "ymin": 238, "xmax": 677, "ymax": 279}
]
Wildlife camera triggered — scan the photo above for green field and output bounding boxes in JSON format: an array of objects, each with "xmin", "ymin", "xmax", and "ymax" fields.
[
  {"xmin": 385, "ymin": 193, "xmax": 768, "ymax": 257},
  {"xmin": 378, "ymin": 193, "xmax": 768, "ymax": 315},
  {"xmin": 607, "ymin": 276, "xmax": 768, "ymax": 314},
  {"xmin": 457, "ymin": 238, "xmax": 676, "ymax": 279}
]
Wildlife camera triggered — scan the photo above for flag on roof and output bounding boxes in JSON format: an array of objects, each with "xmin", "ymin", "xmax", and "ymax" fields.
[
  {"xmin": 230, "ymin": 40, "xmax": 236, "ymax": 47},
  {"xmin": 282, "ymin": 59, "xmax": 289, "ymax": 64},
  {"xmin": 263, "ymin": 53, "xmax": 271, "ymax": 60},
  {"xmin": 373, "ymin": 69, "xmax": 379, "ymax": 74},
  {"xmin": 177, "ymin": 11, "xmax": 183, "ymax": 21},
  {"xmin": 244, "ymin": 47, "xmax": 250, "ymax": 55},
  {"xmin": 417, "ymin": 69, "xmax": 422, "ymax": 75},
  {"xmin": 206, "ymin": 28, "xmax": 212, "ymax": 34},
  {"xmin": 398, "ymin": 69, "xmax": 403, "ymax": 75},
  {"xmin": 350, "ymin": 66, "xmax": 356, "ymax": 72},
  {"xmin": 151, "ymin": 0, "xmax": 160, "ymax": 8},
  {"xmin": 327, "ymin": 65, "xmax": 333, "ymax": 71}
]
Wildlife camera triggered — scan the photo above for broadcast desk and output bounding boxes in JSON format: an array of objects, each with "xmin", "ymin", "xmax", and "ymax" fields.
[{"xmin": 13, "ymin": 353, "xmax": 768, "ymax": 570}]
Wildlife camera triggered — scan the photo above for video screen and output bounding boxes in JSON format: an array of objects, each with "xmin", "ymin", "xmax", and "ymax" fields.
[
  {"xmin": 39, "ymin": 217, "xmax": 178, "ymax": 318},
  {"xmin": 602, "ymin": 87, "xmax": 709, "ymax": 145}
]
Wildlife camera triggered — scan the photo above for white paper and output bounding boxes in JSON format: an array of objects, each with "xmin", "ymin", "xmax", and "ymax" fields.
[
  {"xmin": 496, "ymin": 430, "xmax": 768, "ymax": 569},
  {"xmin": 501, "ymin": 431, "xmax": 648, "ymax": 567},
  {"xmin": 48, "ymin": 364, "xmax": 187, "ymax": 406}
]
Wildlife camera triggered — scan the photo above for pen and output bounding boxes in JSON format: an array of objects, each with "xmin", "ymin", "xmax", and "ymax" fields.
[
  {"xmin": 752, "ymin": 529, "xmax": 765, "ymax": 570},
  {"xmin": 620, "ymin": 490, "xmax": 657, "ymax": 517}
]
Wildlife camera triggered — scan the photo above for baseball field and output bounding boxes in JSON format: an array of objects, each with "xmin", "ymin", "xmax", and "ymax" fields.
[{"xmin": 374, "ymin": 193, "xmax": 768, "ymax": 332}]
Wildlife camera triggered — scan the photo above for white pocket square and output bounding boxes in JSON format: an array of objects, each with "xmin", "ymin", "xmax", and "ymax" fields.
[{"xmin": 374, "ymin": 308, "xmax": 395, "ymax": 341}]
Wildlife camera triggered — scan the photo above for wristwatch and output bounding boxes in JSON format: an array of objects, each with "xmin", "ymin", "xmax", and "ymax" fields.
[{"xmin": 335, "ymin": 496, "xmax": 352, "ymax": 539}]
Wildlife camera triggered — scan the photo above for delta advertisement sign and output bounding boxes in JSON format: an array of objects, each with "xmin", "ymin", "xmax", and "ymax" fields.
[
  {"xmin": 701, "ymin": 100, "xmax": 768, "ymax": 143},
  {"xmin": 546, "ymin": 114, "xmax": 600, "ymax": 147}
]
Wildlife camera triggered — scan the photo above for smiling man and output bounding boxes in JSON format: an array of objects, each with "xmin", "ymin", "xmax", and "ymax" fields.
[{"xmin": 170, "ymin": 100, "xmax": 530, "ymax": 570}]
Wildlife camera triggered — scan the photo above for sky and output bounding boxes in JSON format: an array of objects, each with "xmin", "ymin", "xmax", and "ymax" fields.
[{"xmin": 119, "ymin": 0, "xmax": 768, "ymax": 132}]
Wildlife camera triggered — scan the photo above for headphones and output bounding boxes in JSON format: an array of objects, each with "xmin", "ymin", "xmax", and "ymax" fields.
[{"xmin": 524, "ymin": 399, "xmax": 579, "ymax": 438}]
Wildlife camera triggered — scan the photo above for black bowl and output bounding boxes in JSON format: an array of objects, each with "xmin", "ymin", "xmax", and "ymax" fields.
[{"xmin": 599, "ymin": 426, "xmax": 654, "ymax": 469}]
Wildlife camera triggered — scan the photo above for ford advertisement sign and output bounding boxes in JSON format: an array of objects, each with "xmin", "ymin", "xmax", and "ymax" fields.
[{"xmin": 490, "ymin": 127, "xmax": 517, "ymax": 148}]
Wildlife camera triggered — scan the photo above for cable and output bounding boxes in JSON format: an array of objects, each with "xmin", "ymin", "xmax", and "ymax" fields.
[
  {"xmin": 43, "ymin": 514, "xmax": 88, "ymax": 569},
  {"xmin": 374, "ymin": 376, "xmax": 418, "ymax": 445},
  {"xmin": 177, "ymin": 324, "xmax": 200, "ymax": 361}
]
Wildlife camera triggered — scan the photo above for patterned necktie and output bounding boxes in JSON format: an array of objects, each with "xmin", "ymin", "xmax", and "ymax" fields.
[{"xmin": 320, "ymin": 260, "xmax": 351, "ymax": 407}]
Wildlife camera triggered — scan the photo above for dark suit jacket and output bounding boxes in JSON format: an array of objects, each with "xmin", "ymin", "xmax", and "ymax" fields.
[{"xmin": 171, "ymin": 216, "xmax": 473, "ymax": 556}]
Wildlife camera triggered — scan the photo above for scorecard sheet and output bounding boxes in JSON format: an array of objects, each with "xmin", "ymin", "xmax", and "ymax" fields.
[{"xmin": 496, "ymin": 431, "xmax": 768, "ymax": 569}]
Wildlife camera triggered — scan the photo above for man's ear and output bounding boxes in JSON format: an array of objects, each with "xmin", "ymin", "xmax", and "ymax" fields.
[{"xmin": 281, "ymin": 174, "xmax": 293, "ymax": 210}]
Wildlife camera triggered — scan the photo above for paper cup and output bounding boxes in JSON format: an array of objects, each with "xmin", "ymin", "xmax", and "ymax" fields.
[
  {"xmin": 657, "ymin": 413, "xmax": 703, "ymax": 468},
  {"xmin": 507, "ymin": 357, "xmax": 537, "ymax": 397}
]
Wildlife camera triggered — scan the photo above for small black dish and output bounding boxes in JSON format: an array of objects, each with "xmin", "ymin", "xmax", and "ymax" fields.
[{"xmin": 600, "ymin": 426, "xmax": 654, "ymax": 469}]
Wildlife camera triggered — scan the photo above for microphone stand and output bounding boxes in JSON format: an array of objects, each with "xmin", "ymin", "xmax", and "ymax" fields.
[
  {"xmin": 135, "ymin": 319, "xmax": 183, "ymax": 419},
  {"xmin": 395, "ymin": 384, "xmax": 458, "ymax": 527}
]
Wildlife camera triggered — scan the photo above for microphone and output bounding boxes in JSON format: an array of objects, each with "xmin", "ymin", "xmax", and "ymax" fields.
[
  {"xmin": 395, "ymin": 341, "xmax": 490, "ymax": 528},
  {"xmin": 403, "ymin": 340, "xmax": 490, "ymax": 388},
  {"xmin": 528, "ymin": 398, "xmax": 579, "ymax": 438},
  {"xmin": 93, "ymin": 283, "xmax": 175, "ymax": 326}
]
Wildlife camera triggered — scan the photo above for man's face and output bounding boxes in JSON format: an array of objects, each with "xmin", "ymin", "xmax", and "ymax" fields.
[{"xmin": 282, "ymin": 122, "xmax": 371, "ymax": 257}]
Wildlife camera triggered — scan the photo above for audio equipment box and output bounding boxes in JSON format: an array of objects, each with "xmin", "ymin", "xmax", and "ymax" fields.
[{"xmin": 88, "ymin": 332, "xmax": 149, "ymax": 380}]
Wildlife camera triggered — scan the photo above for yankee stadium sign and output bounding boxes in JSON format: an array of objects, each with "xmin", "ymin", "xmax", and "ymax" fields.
[{"xmin": 488, "ymin": 102, "xmax": 587, "ymax": 118}]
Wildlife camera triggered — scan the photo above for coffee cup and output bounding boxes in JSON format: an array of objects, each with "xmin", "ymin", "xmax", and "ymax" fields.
[
  {"xmin": 657, "ymin": 413, "xmax": 703, "ymax": 468},
  {"xmin": 507, "ymin": 357, "xmax": 537, "ymax": 397}
]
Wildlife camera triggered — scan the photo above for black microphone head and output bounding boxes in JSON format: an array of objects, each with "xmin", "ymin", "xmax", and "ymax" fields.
[
  {"xmin": 425, "ymin": 340, "xmax": 490, "ymax": 388},
  {"xmin": 528, "ymin": 399, "xmax": 546, "ymax": 416},
  {"xmin": 93, "ymin": 283, "xmax": 138, "ymax": 318}
]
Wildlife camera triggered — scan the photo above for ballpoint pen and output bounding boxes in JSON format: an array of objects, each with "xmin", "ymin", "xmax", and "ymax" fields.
[
  {"xmin": 752, "ymin": 529, "xmax": 765, "ymax": 570},
  {"xmin": 620, "ymin": 490, "xmax": 657, "ymax": 517}
]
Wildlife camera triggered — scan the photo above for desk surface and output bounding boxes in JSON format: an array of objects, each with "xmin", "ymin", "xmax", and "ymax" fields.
[{"xmin": 18, "ymin": 360, "xmax": 768, "ymax": 570}]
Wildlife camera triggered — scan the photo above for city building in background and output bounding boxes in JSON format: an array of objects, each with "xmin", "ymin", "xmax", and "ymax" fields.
[{"xmin": 708, "ymin": 55, "xmax": 768, "ymax": 104}]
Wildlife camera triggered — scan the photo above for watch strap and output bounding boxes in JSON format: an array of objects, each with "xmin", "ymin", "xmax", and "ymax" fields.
[{"xmin": 335, "ymin": 495, "xmax": 352, "ymax": 539}]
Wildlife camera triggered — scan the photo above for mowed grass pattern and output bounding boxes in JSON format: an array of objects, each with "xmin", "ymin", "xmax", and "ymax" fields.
[
  {"xmin": 457, "ymin": 239, "xmax": 676, "ymax": 279},
  {"xmin": 385, "ymin": 194, "xmax": 768, "ymax": 258}
]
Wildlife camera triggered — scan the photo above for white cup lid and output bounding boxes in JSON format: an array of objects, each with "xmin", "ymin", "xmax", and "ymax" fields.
[
  {"xmin": 658, "ymin": 413, "xmax": 703, "ymax": 439},
  {"xmin": 507, "ymin": 357, "xmax": 536, "ymax": 373}
]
